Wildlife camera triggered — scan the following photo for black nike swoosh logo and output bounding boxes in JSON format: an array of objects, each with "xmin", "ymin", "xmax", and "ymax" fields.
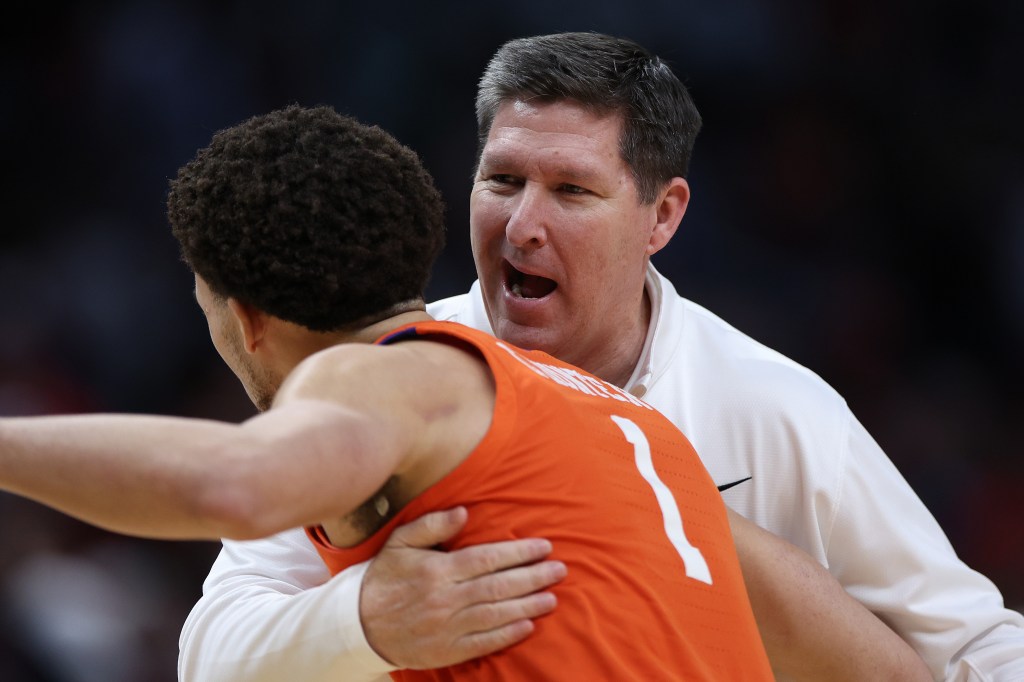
[{"xmin": 717, "ymin": 476, "xmax": 752, "ymax": 492}]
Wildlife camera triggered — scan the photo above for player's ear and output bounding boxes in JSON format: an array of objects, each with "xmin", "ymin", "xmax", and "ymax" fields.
[
  {"xmin": 647, "ymin": 177, "xmax": 689, "ymax": 256},
  {"xmin": 227, "ymin": 297, "xmax": 267, "ymax": 354}
]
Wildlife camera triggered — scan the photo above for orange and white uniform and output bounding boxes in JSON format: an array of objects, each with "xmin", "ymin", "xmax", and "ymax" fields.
[{"xmin": 308, "ymin": 321, "xmax": 772, "ymax": 681}]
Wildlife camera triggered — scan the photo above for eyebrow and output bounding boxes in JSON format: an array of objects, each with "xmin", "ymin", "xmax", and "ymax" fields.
[
  {"xmin": 549, "ymin": 166, "xmax": 601, "ymax": 184},
  {"xmin": 476, "ymin": 151, "xmax": 514, "ymax": 173},
  {"xmin": 480, "ymin": 152, "xmax": 603, "ymax": 184}
]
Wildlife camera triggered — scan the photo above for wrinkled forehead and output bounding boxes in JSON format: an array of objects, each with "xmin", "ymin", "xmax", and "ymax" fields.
[
  {"xmin": 487, "ymin": 98, "xmax": 624, "ymax": 137},
  {"xmin": 481, "ymin": 99, "xmax": 627, "ymax": 172}
]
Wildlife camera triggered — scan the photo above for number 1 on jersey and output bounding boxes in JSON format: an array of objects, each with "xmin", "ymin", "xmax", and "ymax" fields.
[{"xmin": 611, "ymin": 415, "xmax": 713, "ymax": 585}]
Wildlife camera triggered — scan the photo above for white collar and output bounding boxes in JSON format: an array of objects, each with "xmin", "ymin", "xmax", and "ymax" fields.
[{"xmin": 623, "ymin": 263, "xmax": 664, "ymax": 397}]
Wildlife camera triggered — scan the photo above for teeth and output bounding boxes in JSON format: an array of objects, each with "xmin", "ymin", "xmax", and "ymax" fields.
[{"xmin": 511, "ymin": 282, "xmax": 522, "ymax": 297}]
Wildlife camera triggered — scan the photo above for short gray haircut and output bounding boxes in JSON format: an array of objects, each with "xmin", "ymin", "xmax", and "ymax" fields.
[{"xmin": 476, "ymin": 32, "xmax": 702, "ymax": 203}]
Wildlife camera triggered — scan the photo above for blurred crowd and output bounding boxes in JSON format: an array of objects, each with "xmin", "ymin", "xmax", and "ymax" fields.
[{"xmin": 1, "ymin": 1, "xmax": 1021, "ymax": 679}]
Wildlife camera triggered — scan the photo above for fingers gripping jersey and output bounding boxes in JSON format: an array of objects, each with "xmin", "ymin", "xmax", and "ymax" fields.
[{"xmin": 307, "ymin": 322, "xmax": 772, "ymax": 681}]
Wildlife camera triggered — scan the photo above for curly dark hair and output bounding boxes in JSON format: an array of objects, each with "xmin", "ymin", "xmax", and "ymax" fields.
[
  {"xmin": 167, "ymin": 104, "xmax": 446, "ymax": 332},
  {"xmin": 476, "ymin": 32, "xmax": 702, "ymax": 203}
]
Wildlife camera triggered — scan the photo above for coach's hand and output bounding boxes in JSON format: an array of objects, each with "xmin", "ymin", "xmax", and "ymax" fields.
[{"xmin": 360, "ymin": 506, "xmax": 565, "ymax": 669}]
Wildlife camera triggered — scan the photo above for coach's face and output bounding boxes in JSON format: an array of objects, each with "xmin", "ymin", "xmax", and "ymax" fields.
[
  {"xmin": 470, "ymin": 99, "xmax": 685, "ymax": 384},
  {"xmin": 194, "ymin": 275, "xmax": 276, "ymax": 411}
]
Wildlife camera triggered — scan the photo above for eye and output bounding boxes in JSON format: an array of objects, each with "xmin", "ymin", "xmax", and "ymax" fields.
[
  {"xmin": 559, "ymin": 183, "xmax": 588, "ymax": 195},
  {"xmin": 482, "ymin": 174, "xmax": 523, "ymax": 193}
]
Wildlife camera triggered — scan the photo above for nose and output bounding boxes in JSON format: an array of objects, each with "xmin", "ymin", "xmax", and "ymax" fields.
[{"xmin": 505, "ymin": 184, "xmax": 548, "ymax": 250}]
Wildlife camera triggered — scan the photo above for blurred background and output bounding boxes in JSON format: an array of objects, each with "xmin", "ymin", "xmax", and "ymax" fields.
[{"xmin": 1, "ymin": 0, "xmax": 1022, "ymax": 679}]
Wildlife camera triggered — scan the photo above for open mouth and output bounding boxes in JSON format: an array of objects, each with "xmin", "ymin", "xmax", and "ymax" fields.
[{"xmin": 503, "ymin": 261, "xmax": 557, "ymax": 299}]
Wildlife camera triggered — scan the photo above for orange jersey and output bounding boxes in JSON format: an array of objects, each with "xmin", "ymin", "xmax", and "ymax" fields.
[{"xmin": 307, "ymin": 321, "xmax": 772, "ymax": 680}]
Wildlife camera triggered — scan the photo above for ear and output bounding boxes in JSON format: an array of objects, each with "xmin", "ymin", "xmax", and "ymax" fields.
[
  {"xmin": 646, "ymin": 177, "xmax": 690, "ymax": 256},
  {"xmin": 227, "ymin": 297, "xmax": 267, "ymax": 354}
]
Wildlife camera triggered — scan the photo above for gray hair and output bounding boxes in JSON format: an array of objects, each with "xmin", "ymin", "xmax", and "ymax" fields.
[{"xmin": 476, "ymin": 32, "xmax": 702, "ymax": 203}]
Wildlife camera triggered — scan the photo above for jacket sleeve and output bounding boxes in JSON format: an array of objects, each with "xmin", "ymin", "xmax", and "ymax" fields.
[
  {"xmin": 827, "ymin": 413, "xmax": 1024, "ymax": 681},
  {"xmin": 177, "ymin": 528, "xmax": 394, "ymax": 682}
]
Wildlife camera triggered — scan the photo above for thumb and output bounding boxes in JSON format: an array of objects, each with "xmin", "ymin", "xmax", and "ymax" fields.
[{"xmin": 386, "ymin": 506, "xmax": 468, "ymax": 549}]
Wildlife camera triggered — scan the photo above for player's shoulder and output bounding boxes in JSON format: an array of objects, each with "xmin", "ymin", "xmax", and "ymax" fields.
[
  {"xmin": 279, "ymin": 335, "xmax": 490, "ymax": 418},
  {"xmin": 294, "ymin": 340, "xmax": 392, "ymax": 375},
  {"xmin": 298, "ymin": 334, "xmax": 466, "ymax": 377},
  {"xmin": 274, "ymin": 343, "xmax": 391, "ymax": 407}
]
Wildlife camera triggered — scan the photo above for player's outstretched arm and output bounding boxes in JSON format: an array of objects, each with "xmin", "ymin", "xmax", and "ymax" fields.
[
  {"xmin": 0, "ymin": 399, "xmax": 408, "ymax": 540},
  {"xmin": 727, "ymin": 508, "xmax": 932, "ymax": 681}
]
